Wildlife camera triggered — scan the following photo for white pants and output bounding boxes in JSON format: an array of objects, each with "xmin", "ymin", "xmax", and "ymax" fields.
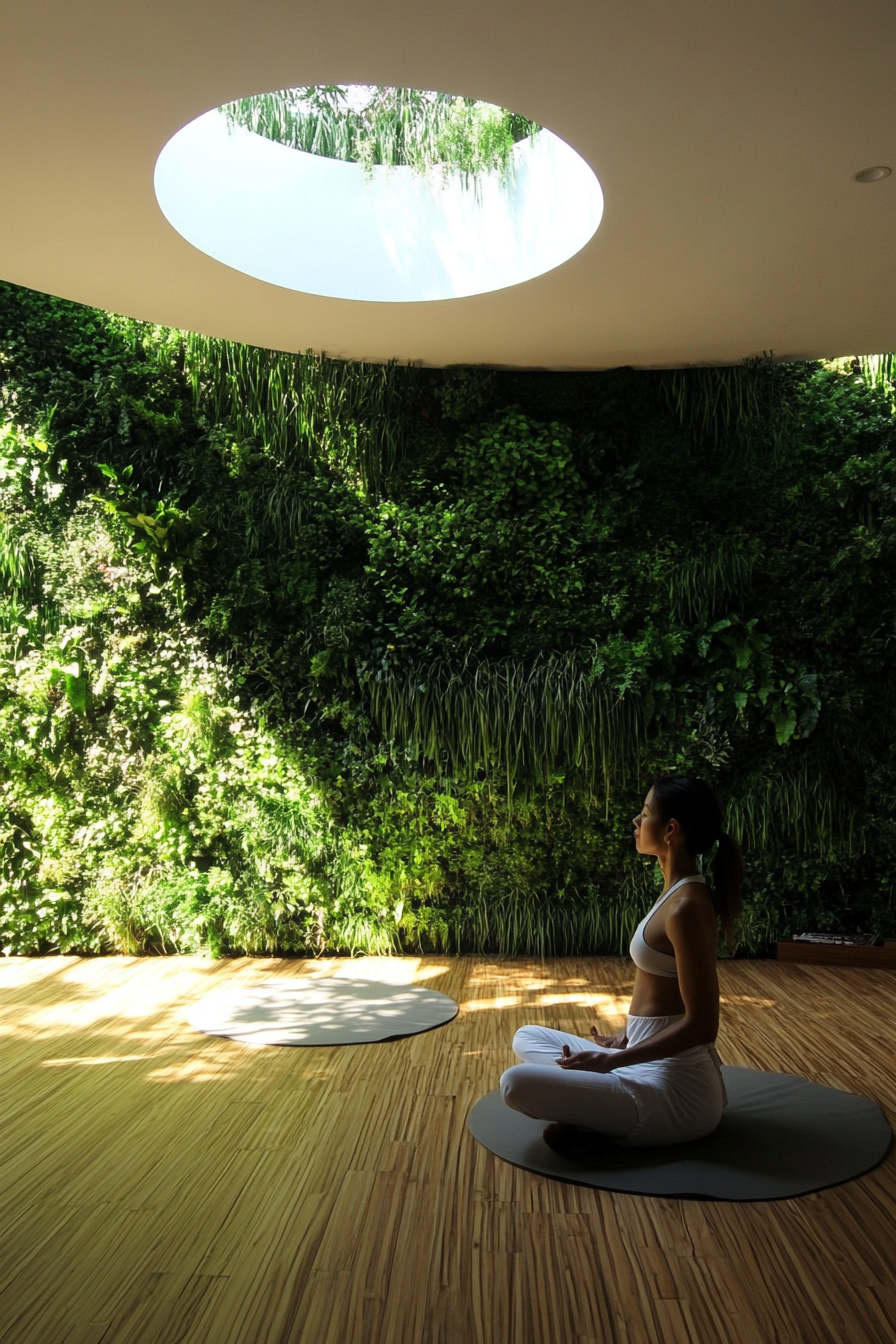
[{"xmin": 500, "ymin": 1014, "xmax": 726, "ymax": 1147}]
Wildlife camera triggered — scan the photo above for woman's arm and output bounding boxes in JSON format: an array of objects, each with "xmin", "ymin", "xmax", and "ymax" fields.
[{"xmin": 559, "ymin": 894, "xmax": 719, "ymax": 1072}]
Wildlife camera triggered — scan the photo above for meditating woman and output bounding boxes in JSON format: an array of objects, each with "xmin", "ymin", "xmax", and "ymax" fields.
[{"xmin": 500, "ymin": 776, "xmax": 743, "ymax": 1151}]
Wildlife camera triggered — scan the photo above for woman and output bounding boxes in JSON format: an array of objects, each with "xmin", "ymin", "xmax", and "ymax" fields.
[{"xmin": 500, "ymin": 776, "xmax": 743, "ymax": 1152}]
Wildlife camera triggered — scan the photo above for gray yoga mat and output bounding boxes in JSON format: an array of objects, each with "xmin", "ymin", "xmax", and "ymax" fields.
[
  {"xmin": 468, "ymin": 1067, "xmax": 892, "ymax": 1201},
  {"xmin": 189, "ymin": 977, "xmax": 458, "ymax": 1047}
]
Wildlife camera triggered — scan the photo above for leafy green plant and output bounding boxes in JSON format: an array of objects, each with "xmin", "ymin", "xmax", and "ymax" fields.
[
  {"xmin": 222, "ymin": 85, "xmax": 541, "ymax": 191},
  {"xmin": 180, "ymin": 335, "xmax": 421, "ymax": 495},
  {"xmin": 92, "ymin": 462, "xmax": 201, "ymax": 607},
  {"xmin": 4, "ymin": 279, "xmax": 896, "ymax": 960},
  {"xmin": 366, "ymin": 654, "xmax": 644, "ymax": 800},
  {"xmin": 658, "ymin": 357, "xmax": 786, "ymax": 446}
]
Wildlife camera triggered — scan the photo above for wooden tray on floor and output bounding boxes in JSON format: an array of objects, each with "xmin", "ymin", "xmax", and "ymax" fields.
[{"xmin": 776, "ymin": 940, "xmax": 896, "ymax": 968}]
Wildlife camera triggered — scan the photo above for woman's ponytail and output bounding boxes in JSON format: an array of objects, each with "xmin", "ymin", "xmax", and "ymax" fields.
[
  {"xmin": 711, "ymin": 832, "xmax": 744, "ymax": 951},
  {"xmin": 652, "ymin": 775, "xmax": 744, "ymax": 951}
]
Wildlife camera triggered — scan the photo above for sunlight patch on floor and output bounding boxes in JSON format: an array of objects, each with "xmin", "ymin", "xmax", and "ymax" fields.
[
  {"xmin": 41, "ymin": 1054, "xmax": 155, "ymax": 1067},
  {"xmin": 535, "ymin": 991, "xmax": 630, "ymax": 1013},
  {"xmin": 720, "ymin": 994, "xmax": 777, "ymax": 1008},
  {"xmin": 459, "ymin": 994, "xmax": 523, "ymax": 1013},
  {"xmin": 330, "ymin": 957, "xmax": 423, "ymax": 984},
  {"xmin": 460, "ymin": 989, "xmax": 630, "ymax": 1014},
  {"xmin": 147, "ymin": 1052, "xmax": 245, "ymax": 1083}
]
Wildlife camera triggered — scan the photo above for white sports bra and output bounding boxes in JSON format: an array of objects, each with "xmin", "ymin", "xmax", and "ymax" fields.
[{"xmin": 629, "ymin": 874, "xmax": 706, "ymax": 978}]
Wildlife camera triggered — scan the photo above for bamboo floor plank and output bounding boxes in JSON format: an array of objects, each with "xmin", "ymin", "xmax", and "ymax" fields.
[{"xmin": 1, "ymin": 955, "xmax": 896, "ymax": 1344}]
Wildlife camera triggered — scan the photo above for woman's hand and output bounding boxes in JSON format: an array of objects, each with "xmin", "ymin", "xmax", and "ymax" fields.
[
  {"xmin": 556, "ymin": 1045, "xmax": 618, "ymax": 1072},
  {"xmin": 590, "ymin": 1027, "xmax": 627, "ymax": 1049}
]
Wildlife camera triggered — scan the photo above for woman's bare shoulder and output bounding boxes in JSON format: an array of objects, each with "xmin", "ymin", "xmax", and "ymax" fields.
[
  {"xmin": 666, "ymin": 884, "xmax": 716, "ymax": 927},
  {"xmin": 668, "ymin": 877, "xmax": 711, "ymax": 902}
]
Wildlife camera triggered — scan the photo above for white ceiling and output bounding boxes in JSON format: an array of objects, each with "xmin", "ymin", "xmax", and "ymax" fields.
[{"xmin": 2, "ymin": 0, "xmax": 895, "ymax": 368}]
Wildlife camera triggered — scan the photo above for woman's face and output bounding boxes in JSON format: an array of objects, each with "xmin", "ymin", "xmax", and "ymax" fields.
[{"xmin": 632, "ymin": 788, "xmax": 669, "ymax": 855}]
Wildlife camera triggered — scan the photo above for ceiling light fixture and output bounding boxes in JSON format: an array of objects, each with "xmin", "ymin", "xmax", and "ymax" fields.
[{"xmin": 852, "ymin": 165, "xmax": 892, "ymax": 183}]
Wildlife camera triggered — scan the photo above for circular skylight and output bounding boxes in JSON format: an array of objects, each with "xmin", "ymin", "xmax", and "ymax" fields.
[{"xmin": 154, "ymin": 86, "xmax": 603, "ymax": 303}]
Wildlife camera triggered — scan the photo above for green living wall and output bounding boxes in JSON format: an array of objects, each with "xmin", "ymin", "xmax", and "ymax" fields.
[{"xmin": 2, "ymin": 281, "xmax": 895, "ymax": 958}]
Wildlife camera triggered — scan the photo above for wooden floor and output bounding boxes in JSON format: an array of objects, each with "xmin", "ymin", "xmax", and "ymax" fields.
[{"xmin": 2, "ymin": 955, "xmax": 895, "ymax": 1344}]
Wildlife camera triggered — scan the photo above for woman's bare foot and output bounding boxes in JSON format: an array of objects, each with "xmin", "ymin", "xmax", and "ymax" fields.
[{"xmin": 542, "ymin": 1121, "xmax": 608, "ymax": 1159}]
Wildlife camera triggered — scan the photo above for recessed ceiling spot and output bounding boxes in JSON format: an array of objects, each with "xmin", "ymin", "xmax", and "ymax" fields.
[
  {"xmin": 852, "ymin": 165, "xmax": 892, "ymax": 183},
  {"xmin": 154, "ymin": 85, "xmax": 603, "ymax": 303}
]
